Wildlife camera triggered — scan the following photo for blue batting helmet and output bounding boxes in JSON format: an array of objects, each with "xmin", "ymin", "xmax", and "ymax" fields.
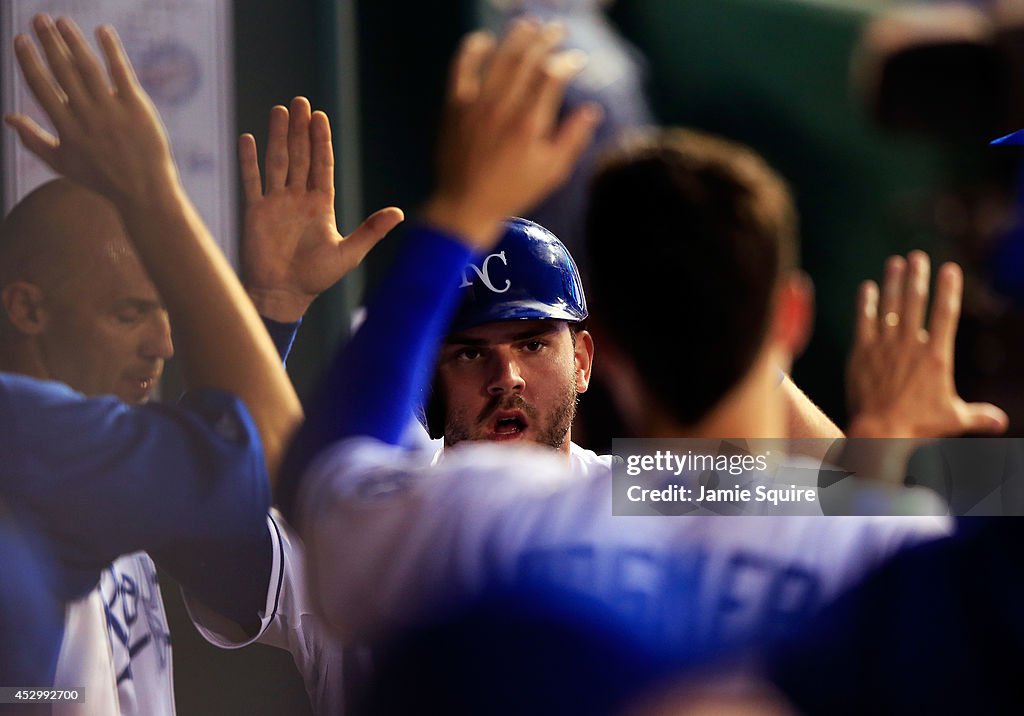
[{"xmin": 449, "ymin": 218, "xmax": 588, "ymax": 333}]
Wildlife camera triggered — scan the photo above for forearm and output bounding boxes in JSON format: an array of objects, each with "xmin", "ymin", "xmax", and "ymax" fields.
[
  {"xmin": 783, "ymin": 375, "xmax": 844, "ymax": 440},
  {"xmin": 153, "ymin": 517, "xmax": 273, "ymax": 634},
  {"xmin": 277, "ymin": 225, "xmax": 474, "ymax": 519},
  {"xmin": 115, "ymin": 179, "xmax": 302, "ymax": 482}
]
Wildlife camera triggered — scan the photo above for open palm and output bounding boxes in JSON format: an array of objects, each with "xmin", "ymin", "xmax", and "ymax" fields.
[{"xmin": 241, "ymin": 97, "xmax": 402, "ymax": 322}]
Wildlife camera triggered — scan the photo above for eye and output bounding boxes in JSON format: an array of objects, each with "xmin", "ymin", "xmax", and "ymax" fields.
[
  {"xmin": 115, "ymin": 307, "xmax": 144, "ymax": 325},
  {"xmin": 522, "ymin": 340, "xmax": 545, "ymax": 353},
  {"xmin": 453, "ymin": 347, "xmax": 483, "ymax": 362}
]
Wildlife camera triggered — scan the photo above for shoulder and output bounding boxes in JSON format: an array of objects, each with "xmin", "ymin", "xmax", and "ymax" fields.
[
  {"xmin": 300, "ymin": 437, "xmax": 577, "ymax": 518},
  {"xmin": 569, "ymin": 442, "xmax": 613, "ymax": 479},
  {"xmin": 0, "ymin": 372, "xmax": 85, "ymax": 413}
]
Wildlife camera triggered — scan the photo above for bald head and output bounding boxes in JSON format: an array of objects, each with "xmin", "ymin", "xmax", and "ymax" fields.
[
  {"xmin": 0, "ymin": 178, "xmax": 133, "ymax": 295},
  {"xmin": 0, "ymin": 179, "xmax": 173, "ymax": 403}
]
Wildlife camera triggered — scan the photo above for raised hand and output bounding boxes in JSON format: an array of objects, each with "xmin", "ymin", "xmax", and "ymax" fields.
[
  {"xmin": 241, "ymin": 97, "xmax": 403, "ymax": 322},
  {"xmin": 422, "ymin": 19, "xmax": 603, "ymax": 249},
  {"xmin": 4, "ymin": 15, "xmax": 176, "ymax": 208},
  {"xmin": 846, "ymin": 250, "xmax": 1008, "ymax": 438}
]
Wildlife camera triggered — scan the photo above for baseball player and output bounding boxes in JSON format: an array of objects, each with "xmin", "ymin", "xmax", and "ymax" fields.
[
  {"xmin": 1, "ymin": 14, "xmax": 301, "ymax": 713},
  {"xmin": 275, "ymin": 21, "xmax": 992, "ymax": 661},
  {"xmin": 1, "ymin": 30, "xmax": 404, "ymax": 716},
  {"xmin": 169, "ymin": 94, "xmax": 404, "ymax": 716}
]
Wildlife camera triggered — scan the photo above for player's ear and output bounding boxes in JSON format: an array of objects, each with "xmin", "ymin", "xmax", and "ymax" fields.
[
  {"xmin": 2, "ymin": 281, "xmax": 49, "ymax": 335},
  {"xmin": 573, "ymin": 328, "xmax": 595, "ymax": 393},
  {"xmin": 771, "ymin": 270, "xmax": 814, "ymax": 359}
]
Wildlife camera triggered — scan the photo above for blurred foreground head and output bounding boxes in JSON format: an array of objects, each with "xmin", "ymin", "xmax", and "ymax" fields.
[{"xmin": 585, "ymin": 128, "xmax": 811, "ymax": 433}]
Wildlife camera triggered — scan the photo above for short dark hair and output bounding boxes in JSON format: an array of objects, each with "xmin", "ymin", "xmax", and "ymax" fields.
[{"xmin": 585, "ymin": 128, "xmax": 798, "ymax": 426}]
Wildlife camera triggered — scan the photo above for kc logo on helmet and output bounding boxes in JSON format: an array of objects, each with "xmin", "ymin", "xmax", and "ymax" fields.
[{"xmin": 460, "ymin": 251, "xmax": 511, "ymax": 293}]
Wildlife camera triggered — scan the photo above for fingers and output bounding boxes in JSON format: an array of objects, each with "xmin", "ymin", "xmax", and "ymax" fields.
[
  {"xmin": 479, "ymin": 18, "xmax": 542, "ymax": 99},
  {"xmin": 527, "ymin": 49, "xmax": 588, "ymax": 137},
  {"xmin": 449, "ymin": 31, "xmax": 496, "ymax": 105},
  {"xmin": 901, "ymin": 250, "xmax": 930, "ymax": 340},
  {"xmin": 308, "ymin": 110, "xmax": 335, "ymax": 193},
  {"xmin": 3, "ymin": 113, "xmax": 59, "ymax": 169},
  {"xmin": 551, "ymin": 102, "xmax": 602, "ymax": 175},
  {"xmin": 342, "ymin": 207, "xmax": 405, "ymax": 262},
  {"xmin": 95, "ymin": 25, "xmax": 140, "ymax": 98},
  {"xmin": 854, "ymin": 279, "xmax": 880, "ymax": 346},
  {"xmin": 32, "ymin": 15, "xmax": 90, "ymax": 112},
  {"xmin": 56, "ymin": 17, "xmax": 110, "ymax": 101},
  {"xmin": 286, "ymin": 97, "xmax": 312, "ymax": 190},
  {"xmin": 264, "ymin": 104, "xmax": 289, "ymax": 191},
  {"xmin": 961, "ymin": 402, "xmax": 1010, "ymax": 435},
  {"xmin": 878, "ymin": 254, "xmax": 906, "ymax": 336},
  {"xmin": 250, "ymin": 100, "xmax": 333, "ymax": 195},
  {"xmin": 238, "ymin": 133, "xmax": 262, "ymax": 204},
  {"xmin": 496, "ymin": 22, "xmax": 566, "ymax": 118},
  {"xmin": 13, "ymin": 33, "xmax": 71, "ymax": 130},
  {"xmin": 929, "ymin": 261, "xmax": 963, "ymax": 359}
]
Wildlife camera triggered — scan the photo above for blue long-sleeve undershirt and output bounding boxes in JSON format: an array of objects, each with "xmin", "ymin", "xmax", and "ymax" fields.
[
  {"xmin": 277, "ymin": 225, "xmax": 475, "ymax": 522},
  {"xmin": 263, "ymin": 316, "xmax": 302, "ymax": 365}
]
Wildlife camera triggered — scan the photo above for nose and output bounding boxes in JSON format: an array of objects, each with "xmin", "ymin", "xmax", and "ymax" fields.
[
  {"xmin": 141, "ymin": 309, "xmax": 174, "ymax": 360},
  {"xmin": 486, "ymin": 349, "xmax": 525, "ymax": 396}
]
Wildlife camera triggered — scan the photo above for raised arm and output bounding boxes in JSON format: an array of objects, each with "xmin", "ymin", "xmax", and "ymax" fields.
[
  {"xmin": 240, "ymin": 96, "xmax": 403, "ymax": 323},
  {"xmin": 5, "ymin": 15, "xmax": 301, "ymax": 480}
]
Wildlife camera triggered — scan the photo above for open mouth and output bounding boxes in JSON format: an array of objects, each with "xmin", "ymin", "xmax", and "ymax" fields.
[
  {"xmin": 495, "ymin": 416, "xmax": 525, "ymax": 434},
  {"xmin": 489, "ymin": 411, "xmax": 529, "ymax": 439},
  {"xmin": 128, "ymin": 375, "xmax": 160, "ymax": 401}
]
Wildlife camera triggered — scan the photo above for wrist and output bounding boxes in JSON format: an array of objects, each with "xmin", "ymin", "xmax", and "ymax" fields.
[
  {"xmin": 420, "ymin": 195, "xmax": 503, "ymax": 250},
  {"xmin": 112, "ymin": 164, "xmax": 186, "ymax": 219},
  {"xmin": 246, "ymin": 287, "xmax": 315, "ymax": 323},
  {"xmin": 848, "ymin": 413, "xmax": 912, "ymax": 438}
]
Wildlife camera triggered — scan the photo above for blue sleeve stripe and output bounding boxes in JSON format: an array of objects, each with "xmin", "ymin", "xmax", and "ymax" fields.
[{"xmin": 262, "ymin": 317, "xmax": 302, "ymax": 366}]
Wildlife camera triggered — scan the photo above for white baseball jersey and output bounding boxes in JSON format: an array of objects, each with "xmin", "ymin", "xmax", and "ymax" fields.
[
  {"xmin": 182, "ymin": 438, "xmax": 608, "ymax": 716},
  {"xmin": 431, "ymin": 435, "xmax": 613, "ymax": 476},
  {"xmin": 52, "ymin": 553, "xmax": 174, "ymax": 716},
  {"xmin": 297, "ymin": 437, "xmax": 950, "ymax": 649},
  {"xmin": 53, "ymin": 590, "xmax": 118, "ymax": 716},
  {"xmin": 184, "ymin": 512, "xmax": 348, "ymax": 716}
]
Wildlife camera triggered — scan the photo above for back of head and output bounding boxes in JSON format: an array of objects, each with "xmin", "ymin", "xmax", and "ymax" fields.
[{"xmin": 585, "ymin": 128, "xmax": 798, "ymax": 425}]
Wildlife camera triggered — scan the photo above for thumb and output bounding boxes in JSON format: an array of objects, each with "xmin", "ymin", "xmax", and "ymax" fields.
[
  {"xmin": 342, "ymin": 206, "xmax": 404, "ymax": 261},
  {"xmin": 5, "ymin": 113, "xmax": 59, "ymax": 170},
  {"xmin": 961, "ymin": 401, "xmax": 1010, "ymax": 435}
]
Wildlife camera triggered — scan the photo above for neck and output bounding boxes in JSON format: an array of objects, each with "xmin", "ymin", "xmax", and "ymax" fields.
[
  {"xmin": 643, "ymin": 355, "xmax": 786, "ymax": 440},
  {"xmin": 0, "ymin": 339, "xmax": 48, "ymax": 382},
  {"xmin": 555, "ymin": 433, "xmax": 574, "ymax": 461}
]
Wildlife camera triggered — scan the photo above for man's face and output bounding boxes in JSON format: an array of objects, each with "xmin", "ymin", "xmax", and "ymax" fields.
[
  {"xmin": 437, "ymin": 319, "xmax": 592, "ymax": 452},
  {"xmin": 39, "ymin": 242, "xmax": 173, "ymax": 404}
]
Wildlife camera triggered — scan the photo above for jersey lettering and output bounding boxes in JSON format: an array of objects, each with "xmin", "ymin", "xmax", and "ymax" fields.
[
  {"xmin": 101, "ymin": 556, "xmax": 170, "ymax": 687},
  {"xmin": 516, "ymin": 544, "xmax": 822, "ymax": 650}
]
